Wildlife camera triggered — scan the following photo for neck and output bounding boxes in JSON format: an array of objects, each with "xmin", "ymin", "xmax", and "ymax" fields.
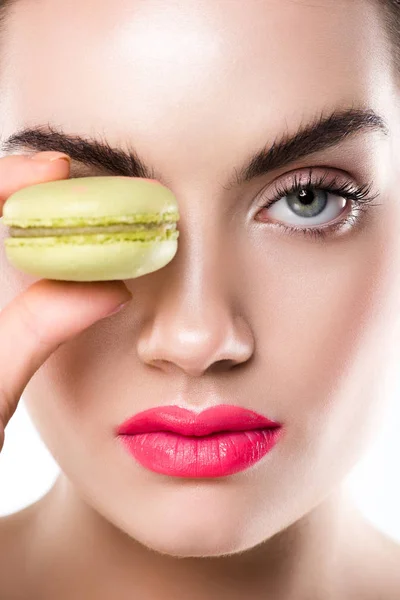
[{"xmin": 26, "ymin": 474, "xmax": 363, "ymax": 599}]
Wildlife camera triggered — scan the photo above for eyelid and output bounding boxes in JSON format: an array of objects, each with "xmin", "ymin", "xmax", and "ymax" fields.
[{"xmin": 254, "ymin": 166, "xmax": 356, "ymax": 207}]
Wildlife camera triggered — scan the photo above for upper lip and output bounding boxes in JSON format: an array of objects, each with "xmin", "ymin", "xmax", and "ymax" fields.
[{"xmin": 116, "ymin": 405, "xmax": 282, "ymax": 437}]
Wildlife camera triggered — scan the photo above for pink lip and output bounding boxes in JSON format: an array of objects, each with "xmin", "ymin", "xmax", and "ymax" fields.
[{"xmin": 116, "ymin": 405, "xmax": 283, "ymax": 478}]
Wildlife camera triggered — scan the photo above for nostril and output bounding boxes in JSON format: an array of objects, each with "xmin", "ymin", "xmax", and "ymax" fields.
[
  {"xmin": 147, "ymin": 359, "xmax": 172, "ymax": 373},
  {"xmin": 146, "ymin": 358, "xmax": 238, "ymax": 377},
  {"xmin": 210, "ymin": 359, "xmax": 242, "ymax": 373}
]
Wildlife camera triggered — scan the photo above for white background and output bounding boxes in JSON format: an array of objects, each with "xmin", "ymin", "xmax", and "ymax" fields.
[{"xmin": 1, "ymin": 388, "xmax": 400, "ymax": 544}]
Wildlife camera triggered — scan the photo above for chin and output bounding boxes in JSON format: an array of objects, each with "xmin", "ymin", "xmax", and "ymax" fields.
[
  {"xmin": 126, "ymin": 523, "xmax": 262, "ymax": 558},
  {"xmin": 109, "ymin": 501, "xmax": 277, "ymax": 559}
]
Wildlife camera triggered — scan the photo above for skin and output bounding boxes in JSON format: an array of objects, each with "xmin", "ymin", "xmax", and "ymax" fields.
[{"xmin": 0, "ymin": 0, "xmax": 400, "ymax": 597}]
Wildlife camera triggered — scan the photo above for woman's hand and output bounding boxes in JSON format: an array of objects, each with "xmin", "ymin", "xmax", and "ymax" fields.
[{"xmin": 0, "ymin": 152, "xmax": 132, "ymax": 452}]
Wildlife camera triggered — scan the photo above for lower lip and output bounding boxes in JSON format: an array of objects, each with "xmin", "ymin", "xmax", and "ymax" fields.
[{"xmin": 118, "ymin": 427, "xmax": 282, "ymax": 478}]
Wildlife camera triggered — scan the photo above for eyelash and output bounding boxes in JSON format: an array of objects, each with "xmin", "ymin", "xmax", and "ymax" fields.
[{"xmin": 256, "ymin": 169, "xmax": 382, "ymax": 240}]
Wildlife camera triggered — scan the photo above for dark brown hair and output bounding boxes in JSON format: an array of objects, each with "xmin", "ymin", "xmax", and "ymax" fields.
[
  {"xmin": 0, "ymin": 0, "xmax": 13, "ymax": 37},
  {"xmin": 379, "ymin": 0, "xmax": 400, "ymax": 78}
]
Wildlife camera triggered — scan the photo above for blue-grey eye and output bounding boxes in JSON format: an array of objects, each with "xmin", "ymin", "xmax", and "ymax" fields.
[
  {"xmin": 287, "ymin": 189, "xmax": 328, "ymax": 218},
  {"xmin": 267, "ymin": 188, "xmax": 346, "ymax": 227}
]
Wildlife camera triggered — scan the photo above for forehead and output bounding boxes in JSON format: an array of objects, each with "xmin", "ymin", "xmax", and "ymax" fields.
[{"xmin": 0, "ymin": 0, "xmax": 391, "ymax": 180}]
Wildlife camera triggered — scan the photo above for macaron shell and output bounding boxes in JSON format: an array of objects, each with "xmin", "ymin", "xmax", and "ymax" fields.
[
  {"xmin": 4, "ymin": 237, "xmax": 178, "ymax": 281},
  {"xmin": 2, "ymin": 176, "xmax": 179, "ymax": 225}
]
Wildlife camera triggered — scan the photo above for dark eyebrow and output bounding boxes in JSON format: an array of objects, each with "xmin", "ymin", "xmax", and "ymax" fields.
[{"xmin": 0, "ymin": 106, "xmax": 388, "ymax": 190}]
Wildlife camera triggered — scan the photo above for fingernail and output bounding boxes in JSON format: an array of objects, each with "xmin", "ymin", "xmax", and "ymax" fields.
[
  {"xmin": 106, "ymin": 299, "xmax": 131, "ymax": 317},
  {"xmin": 30, "ymin": 151, "xmax": 71, "ymax": 164}
]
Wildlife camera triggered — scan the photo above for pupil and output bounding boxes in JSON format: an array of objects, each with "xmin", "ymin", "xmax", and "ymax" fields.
[{"xmin": 298, "ymin": 189, "xmax": 315, "ymax": 205}]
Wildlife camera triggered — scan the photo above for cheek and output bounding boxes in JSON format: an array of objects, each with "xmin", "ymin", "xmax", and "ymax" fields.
[
  {"xmin": 221, "ymin": 225, "xmax": 395, "ymax": 505},
  {"xmin": 24, "ymin": 319, "xmax": 122, "ymax": 428},
  {"xmin": 243, "ymin": 225, "xmax": 395, "ymax": 452},
  {"xmin": 22, "ymin": 298, "xmax": 144, "ymax": 479}
]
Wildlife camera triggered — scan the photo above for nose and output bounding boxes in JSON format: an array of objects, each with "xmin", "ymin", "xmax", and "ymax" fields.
[
  {"xmin": 138, "ymin": 304, "xmax": 253, "ymax": 377},
  {"xmin": 136, "ymin": 227, "xmax": 254, "ymax": 378}
]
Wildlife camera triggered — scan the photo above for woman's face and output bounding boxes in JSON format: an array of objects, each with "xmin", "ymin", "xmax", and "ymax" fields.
[{"xmin": 0, "ymin": 0, "xmax": 399, "ymax": 557}]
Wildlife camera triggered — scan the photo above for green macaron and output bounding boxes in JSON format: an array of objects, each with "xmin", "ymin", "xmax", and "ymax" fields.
[{"xmin": 1, "ymin": 176, "xmax": 180, "ymax": 281}]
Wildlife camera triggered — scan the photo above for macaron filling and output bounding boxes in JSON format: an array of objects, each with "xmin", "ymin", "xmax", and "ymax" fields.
[
  {"xmin": 6, "ymin": 221, "xmax": 178, "ymax": 246},
  {"xmin": 8, "ymin": 221, "xmax": 177, "ymax": 238}
]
